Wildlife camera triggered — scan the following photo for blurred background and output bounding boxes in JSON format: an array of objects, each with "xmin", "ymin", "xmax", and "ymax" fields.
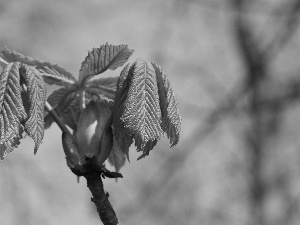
[{"xmin": 1, "ymin": 0, "xmax": 300, "ymax": 224}]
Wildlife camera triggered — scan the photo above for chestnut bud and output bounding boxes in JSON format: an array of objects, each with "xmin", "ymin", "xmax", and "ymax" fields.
[
  {"xmin": 76, "ymin": 100, "xmax": 113, "ymax": 166},
  {"xmin": 62, "ymin": 100, "xmax": 113, "ymax": 172}
]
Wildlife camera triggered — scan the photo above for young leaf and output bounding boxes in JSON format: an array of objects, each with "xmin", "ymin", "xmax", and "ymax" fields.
[
  {"xmin": 0, "ymin": 126, "xmax": 23, "ymax": 160},
  {"xmin": 107, "ymin": 137, "xmax": 126, "ymax": 172},
  {"xmin": 113, "ymin": 59, "xmax": 163, "ymax": 159},
  {"xmin": 113, "ymin": 63, "xmax": 135, "ymax": 157},
  {"xmin": 47, "ymin": 85, "xmax": 78, "ymax": 108},
  {"xmin": 0, "ymin": 46, "xmax": 77, "ymax": 86},
  {"xmin": 152, "ymin": 62, "xmax": 181, "ymax": 146},
  {"xmin": 0, "ymin": 62, "xmax": 27, "ymax": 159},
  {"xmin": 79, "ymin": 43, "xmax": 134, "ymax": 84},
  {"xmin": 86, "ymin": 76, "xmax": 118, "ymax": 101},
  {"xmin": 122, "ymin": 59, "xmax": 163, "ymax": 156},
  {"xmin": 22, "ymin": 64, "xmax": 46, "ymax": 153},
  {"xmin": 44, "ymin": 86, "xmax": 79, "ymax": 130},
  {"xmin": 113, "ymin": 60, "xmax": 182, "ymax": 159}
]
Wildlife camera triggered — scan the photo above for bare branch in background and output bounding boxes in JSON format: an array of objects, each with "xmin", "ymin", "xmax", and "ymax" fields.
[{"xmin": 262, "ymin": 0, "xmax": 300, "ymax": 62}]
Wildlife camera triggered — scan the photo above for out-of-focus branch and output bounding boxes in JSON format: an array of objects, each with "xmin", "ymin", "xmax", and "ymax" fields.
[
  {"xmin": 231, "ymin": 0, "xmax": 267, "ymax": 86},
  {"xmin": 231, "ymin": 1, "xmax": 268, "ymax": 225},
  {"xmin": 262, "ymin": 0, "xmax": 300, "ymax": 62},
  {"xmin": 191, "ymin": 0, "xmax": 291, "ymax": 16}
]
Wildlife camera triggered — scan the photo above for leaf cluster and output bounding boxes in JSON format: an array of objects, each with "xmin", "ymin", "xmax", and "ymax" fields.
[
  {"xmin": 0, "ymin": 59, "xmax": 45, "ymax": 159},
  {"xmin": 0, "ymin": 43, "xmax": 181, "ymax": 172}
]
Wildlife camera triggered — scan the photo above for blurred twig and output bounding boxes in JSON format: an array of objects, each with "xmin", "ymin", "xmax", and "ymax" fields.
[
  {"xmin": 190, "ymin": 0, "xmax": 297, "ymax": 16},
  {"xmin": 231, "ymin": 1, "xmax": 268, "ymax": 225},
  {"xmin": 262, "ymin": 0, "xmax": 300, "ymax": 63}
]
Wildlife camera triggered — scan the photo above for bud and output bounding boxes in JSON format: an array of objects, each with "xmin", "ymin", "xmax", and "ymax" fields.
[{"xmin": 76, "ymin": 100, "xmax": 113, "ymax": 166}]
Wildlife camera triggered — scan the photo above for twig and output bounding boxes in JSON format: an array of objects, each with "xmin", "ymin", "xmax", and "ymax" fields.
[
  {"xmin": 84, "ymin": 172, "xmax": 119, "ymax": 225},
  {"xmin": 262, "ymin": 0, "xmax": 300, "ymax": 62}
]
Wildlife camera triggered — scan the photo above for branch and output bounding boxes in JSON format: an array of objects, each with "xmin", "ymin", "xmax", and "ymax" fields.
[
  {"xmin": 231, "ymin": 0, "xmax": 265, "ymax": 72},
  {"xmin": 84, "ymin": 172, "xmax": 119, "ymax": 225},
  {"xmin": 262, "ymin": 0, "xmax": 300, "ymax": 62}
]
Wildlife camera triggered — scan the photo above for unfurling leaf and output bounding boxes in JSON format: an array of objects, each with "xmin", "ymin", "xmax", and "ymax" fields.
[
  {"xmin": 152, "ymin": 62, "xmax": 181, "ymax": 146},
  {"xmin": 0, "ymin": 46, "xmax": 77, "ymax": 86},
  {"xmin": 0, "ymin": 62, "xmax": 27, "ymax": 159},
  {"xmin": 44, "ymin": 85, "xmax": 79, "ymax": 130},
  {"xmin": 22, "ymin": 64, "xmax": 46, "ymax": 153},
  {"xmin": 86, "ymin": 76, "xmax": 118, "ymax": 101},
  {"xmin": 108, "ymin": 133, "xmax": 126, "ymax": 172},
  {"xmin": 113, "ymin": 59, "xmax": 181, "ymax": 159},
  {"xmin": 79, "ymin": 43, "xmax": 134, "ymax": 84}
]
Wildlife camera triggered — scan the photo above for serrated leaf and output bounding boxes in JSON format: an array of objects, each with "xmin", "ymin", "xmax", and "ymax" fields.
[
  {"xmin": 1, "ymin": 46, "xmax": 77, "ymax": 86},
  {"xmin": 113, "ymin": 63, "xmax": 135, "ymax": 157},
  {"xmin": 107, "ymin": 136, "xmax": 126, "ymax": 172},
  {"xmin": 41, "ymin": 71, "xmax": 76, "ymax": 86},
  {"xmin": 0, "ymin": 126, "xmax": 23, "ymax": 160},
  {"xmin": 22, "ymin": 64, "xmax": 46, "ymax": 153},
  {"xmin": 86, "ymin": 76, "xmax": 118, "ymax": 101},
  {"xmin": 152, "ymin": 62, "xmax": 181, "ymax": 146},
  {"xmin": 115, "ymin": 59, "xmax": 163, "ymax": 159},
  {"xmin": 113, "ymin": 60, "xmax": 182, "ymax": 160},
  {"xmin": 0, "ymin": 62, "xmax": 27, "ymax": 159},
  {"xmin": 44, "ymin": 86, "xmax": 79, "ymax": 130},
  {"xmin": 79, "ymin": 43, "xmax": 134, "ymax": 83}
]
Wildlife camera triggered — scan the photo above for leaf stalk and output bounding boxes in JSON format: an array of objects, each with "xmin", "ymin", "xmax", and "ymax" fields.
[{"xmin": 44, "ymin": 101, "xmax": 72, "ymax": 137}]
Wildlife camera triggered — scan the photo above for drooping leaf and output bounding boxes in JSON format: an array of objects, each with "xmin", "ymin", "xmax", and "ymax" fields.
[
  {"xmin": 113, "ymin": 59, "xmax": 163, "ymax": 159},
  {"xmin": 0, "ymin": 46, "xmax": 77, "ymax": 86},
  {"xmin": 113, "ymin": 59, "xmax": 181, "ymax": 160},
  {"xmin": 0, "ymin": 126, "xmax": 23, "ymax": 160},
  {"xmin": 123, "ymin": 59, "xmax": 163, "ymax": 157},
  {"xmin": 113, "ymin": 63, "xmax": 135, "ymax": 157},
  {"xmin": 86, "ymin": 76, "xmax": 118, "ymax": 101},
  {"xmin": 152, "ymin": 62, "xmax": 181, "ymax": 146},
  {"xmin": 108, "ymin": 136, "xmax": 126, "ymax": 172},
  {"xmin": 22, "ymin": 64, "xmax": 46, "ymax": 153},
  {"xmin": 0, "ymin": 62, "xmax": 27, "ymax": 159},
  {"xmin": 79, "ymin": 43, "xmax": 134, "ymax": 83}
]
